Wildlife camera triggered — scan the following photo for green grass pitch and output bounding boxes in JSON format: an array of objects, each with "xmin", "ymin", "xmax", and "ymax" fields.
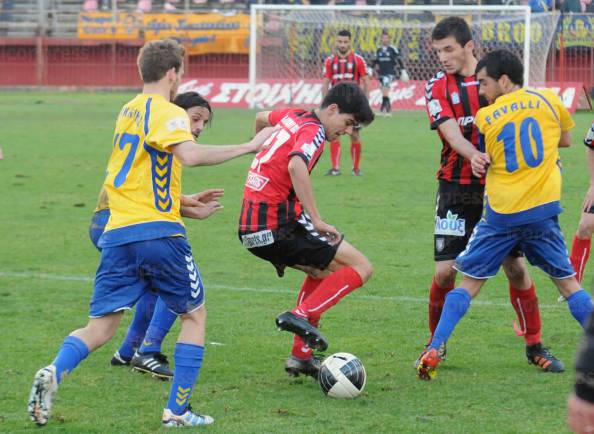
[{"xmin": 0, "ymin": 92, "xmax": 592, "ymax": 433}]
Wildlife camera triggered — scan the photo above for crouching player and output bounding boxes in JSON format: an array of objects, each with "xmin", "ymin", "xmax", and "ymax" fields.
[
  {"xmin": 239, "ymin": 82, "xmax": 374, "ymax": 378},
  {"xmin": 417, "ymin": 49, "xmax": 594, "ymax": 380}
]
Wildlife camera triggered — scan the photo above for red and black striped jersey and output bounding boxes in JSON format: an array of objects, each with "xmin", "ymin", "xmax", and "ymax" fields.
[
  {"xmin": 323, "ymin": 52, "xmax": 369, "ymax": 86},
  {"xmin": 425, "ymin": 70, "xmax": 487, "ymax": 185},
  {"xmin": 239, "ymin": 108, "xmax": 326, "ymax": 232}
]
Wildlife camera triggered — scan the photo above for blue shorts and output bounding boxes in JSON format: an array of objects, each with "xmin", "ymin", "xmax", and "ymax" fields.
[
  {"xmin": 455, "ymin": 216, "xmax": 575, "ymax": 279},
  {"xmin": 90, "ymin": 237, "xmax": 205, "ymax": 317},
  {"xmin": 89, "ymin": 209, "xmax": 110, "ymax": 251}
]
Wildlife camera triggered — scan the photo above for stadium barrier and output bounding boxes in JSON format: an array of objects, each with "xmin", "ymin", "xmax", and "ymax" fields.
[{"xmin": 178, "ymin": 78, "xmax": 588, "ymax": 112}]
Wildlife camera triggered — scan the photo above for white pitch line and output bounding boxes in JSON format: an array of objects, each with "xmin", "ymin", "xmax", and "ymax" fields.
[{"xmin": 0, "ymin": 271, "xmax": 564, "ymax": 309}]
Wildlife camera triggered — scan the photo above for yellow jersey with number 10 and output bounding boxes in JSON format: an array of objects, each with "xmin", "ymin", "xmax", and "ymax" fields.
[
  {"xmin": 474, "ymin": 88, "xmax": 575, "ymax": 226},
  {"xmin": 98, "ymin": 93, "xmax": 194, "ymax": 248}
]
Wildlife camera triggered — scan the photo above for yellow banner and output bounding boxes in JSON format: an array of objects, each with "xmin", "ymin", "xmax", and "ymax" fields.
[
  {"xmin": 142, "ymin": 13, "xmax": 250, "ymax": 55},
  {"xmin": 77, "ymin": 12, "xmax": 141, "ymax": 39},
  {"xmin": 77, "ymin": 12, "xmax": 249, "ymax": 54}
]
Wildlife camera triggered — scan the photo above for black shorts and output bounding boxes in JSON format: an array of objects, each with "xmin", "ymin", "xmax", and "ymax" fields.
[
  {"xmin": 434, "ymin": 180, "xmax": 522, "ymax": 260},
  {"xmin": 434, "ymin": 180, "xmax": 485, "ymax": 261},
  {"xmin": 238, "ymin": 213, "xmax": 341, "ymax": 277}
]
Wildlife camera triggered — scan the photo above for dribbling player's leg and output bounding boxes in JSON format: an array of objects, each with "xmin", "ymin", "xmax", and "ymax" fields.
[{"xmin": 293, "ymin": 240, "xmax": 372, "ymax": 320}]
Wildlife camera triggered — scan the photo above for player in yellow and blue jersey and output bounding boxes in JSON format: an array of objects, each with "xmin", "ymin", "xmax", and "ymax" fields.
[
  {"xmin": 28, "ymin": 39, "xmax": 272, "ymax": 427},
  {"xmin": 90, "ymin": 92, "xmax": 224, "ymax": 381},
  {"xmin": 417, "ymin": 49, "xmax": 594, "ymax": 381}
]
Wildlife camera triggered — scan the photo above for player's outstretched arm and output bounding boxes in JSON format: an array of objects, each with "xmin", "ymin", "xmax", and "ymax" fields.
[
  {"xmin": 255, "ymin": 111, "xmax": 272, "ymax": 133},
  {"xmin": 288, "ymin": 156, "xmax": 341, "ymax": 244},
  {"xmin": 171, "ymin": 127, "xmax": 274, "ymax": 166}
]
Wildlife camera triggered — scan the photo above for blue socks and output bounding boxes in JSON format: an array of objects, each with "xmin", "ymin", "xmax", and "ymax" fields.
[
  {"xmin": 117, "ymin": 291, "xmax": 158, "ymax": 360},
  {"xmin": 167, "ymin": 343, "xmax": 205, "ymax": 415},
  {"xmin": 139, "ymin": 297, "xmax": 177, "ymax": 354},
  {"xmin": 52, "ymin": 336, "xmax": 89, "ymax": 384},
  {"xmin": 568, "ymin": 289, "xmax": 594, "ymax": 328},
  {"xmin": 429, "ymin": 288, "xmax": 472, "ymax": 350}
]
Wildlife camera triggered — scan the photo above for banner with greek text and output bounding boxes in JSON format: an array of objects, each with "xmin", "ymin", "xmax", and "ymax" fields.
[{"xmin": 179, "ymin": 79, "xmax": 585, "ymax": 113}]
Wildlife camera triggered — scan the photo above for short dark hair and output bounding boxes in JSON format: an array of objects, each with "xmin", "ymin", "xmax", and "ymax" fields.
[
  {"xmin": 476, "ymin": 49, "xmax": 524, "ymax": 87},
  {"xmin": 321, "ymin": 82, "xmax": 374, "ymax": 126},
  {"xmin": 174, "ymin": 91, "xmax": 213, "ymax": 124},
  {"xmin": 337, "ymin": 29, "xmax": 351, "ymax": 39},
  {"xmin": 432, "ymin": 16, "xmax": 472, "ymax": 47},
  {"xmin": 381, "ymin": 29, "xmax": 389, "ymax": 37},
  {"xmin": 137, "ymin": 39, "xmax": 185, "ymax": 83}
]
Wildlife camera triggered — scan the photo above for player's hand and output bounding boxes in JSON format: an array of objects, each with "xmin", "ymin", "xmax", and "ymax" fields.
[
  {"xmin": 249, "ymin": 126, "xmax": 275, "ymax": 153},
  {"xmin": 312, "ymin": 219, "xmax": 342, "ymax": 246},
  {"xmin": 181, "ymin": 201, "xmax": 223, "ymax": 220},
  {"xmin": 567, "ymin": 393, "xmax": 594, "ymax": 434},
  {"xmin": 180, "ymin": 190, "xmax": 224, "ymax": 220},
  {"xmin": 471, "ymin": 152, "xmax": 490, "ymax": 177},
  {"xmin": 184, "ymin": 188, "xmax": 225, "ymax": 205},
  {"xmin": 583, "ymin": 186, "xmax": 594, "ymax": 212}
]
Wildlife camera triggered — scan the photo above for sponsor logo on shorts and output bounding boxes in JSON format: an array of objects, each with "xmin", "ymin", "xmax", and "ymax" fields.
[
  {"xmin": 242, "ymin": 230, "xmax": 275, "ymax": 248},
  {"xmin": 435, "ymin": 210, "xmax": 465, "ymax": 236},
  {"xmin": 245, "ymin": 171, "xmax": 270, "ymax": 191},
  {"xmin": 436, "ymin": 238, "xmax": 445, "ymax": 252}
]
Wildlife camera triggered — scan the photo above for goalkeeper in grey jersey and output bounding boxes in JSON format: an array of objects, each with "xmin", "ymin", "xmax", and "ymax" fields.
[{"xmin": 373, "ymin": 30, "xmax": 408, "ymax": 115}]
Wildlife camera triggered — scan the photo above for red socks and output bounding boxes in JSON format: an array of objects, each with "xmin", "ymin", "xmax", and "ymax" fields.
[
  {"xmin": 330, "ymin": 140, "xmax": 341, "ymax": 170},
  {"xmin": 351, "ymin": 142, "xmax": 361, "ymax": 171},
  {"xmin": 291, "ymin": 276, "xmax": 323, "ymax": 360},
  {"xmin": 509, "ymin": 283, "xmax": 542, "ymax": 346},
  {"xmin": 291, "ymin": 269, "xmax": 363, "ymax": 360},
  {"xmin": 428, "ymin": 277, "xmax": 454, "ymax": 337},
  {"xmin": 570, "ymin": 235, "xmax": 591, "ymax": 283},
  {"xmin": 293, "ymin": 266, "xmax": 363, "ymax": 321}
]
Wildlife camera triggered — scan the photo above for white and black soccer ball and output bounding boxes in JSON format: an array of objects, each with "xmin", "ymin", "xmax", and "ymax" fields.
[{"xmin": 318, "ymin": 352, "xmax": 366, "ymax": 399}]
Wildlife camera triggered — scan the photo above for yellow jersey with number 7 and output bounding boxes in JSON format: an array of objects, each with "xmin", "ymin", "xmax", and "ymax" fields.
[
  {"xmin": 99, "ymin": 93, "xmax": 194, "ymax": 248},
  {"xmin": 474, "ymin": 88, "xmax": 575, "ymax": 226}
]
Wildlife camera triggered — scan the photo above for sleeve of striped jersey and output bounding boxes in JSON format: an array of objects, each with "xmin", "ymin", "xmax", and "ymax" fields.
[
  {"xmin": 149, "ymin": 106, "xmax": 195, "ymax": 151},
  {"xmin": 288, "ymin": 124, "xmax": 325, "ymax": 171},
  {"xmin": 268, "ymin": 108, "xmax": 292, "ymax": 126},
  {"xmin": 323, "ymin": 57, "xmax": 333, "ymax": 79},
  {"xmin": 425, "ymin": 74, "xmax": 454, "ymax": 130},
  {"xmin": 355, "ymin": 55, "xmax": 369, "ymax": 77}
]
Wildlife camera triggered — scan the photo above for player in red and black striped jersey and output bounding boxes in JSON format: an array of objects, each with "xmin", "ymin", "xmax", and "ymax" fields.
[
  {"xmin": 322, "ymin": 29, "xmax": 370, "ymax": 176},
  {"xmin": 416, "ymin": 17, "xmax": 560, "ymax": 372},
  {"xmin": 238, "ymin": 82, "xmax": 375, "ymax": 378}
]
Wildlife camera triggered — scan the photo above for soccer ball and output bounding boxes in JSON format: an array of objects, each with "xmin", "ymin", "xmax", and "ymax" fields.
[{"xmin": 318, "ymin": 352, "xmax": 366, "ymax": 399}]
